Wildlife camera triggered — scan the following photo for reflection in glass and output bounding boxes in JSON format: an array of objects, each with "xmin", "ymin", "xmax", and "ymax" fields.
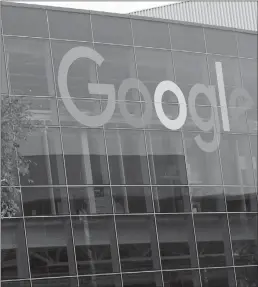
[
  {"xmin": 237, "ymin": 32, "xmax": 258, "ymax": 59},
  {"xmin": 190, "ymin": 186, "xmax": 226, "ymax": 212},
  {"xmin": 19, "ymin": 128, "xmax": 66, "ymax": 186},
  {"xmin": 183, "ymin": 131, "xmax": 222, "ymax": 185},
  {"xmin": 112, "ymin": 186, "xmax": 153, "ymax": 214},
  {"xmin": 156, "ymin": 214, "xmax": 198, "ymax": 270},
  {"xmin": 200, "ymin": 268, "xmax": 236, "ymax": 287},
  {"xmin": 194, "ymin": 214, "xmax": 233, "ymax": 267},
  {"xmin": 1, "ymin": 219, "xmax": 30, "ymax": 280},
  {"xmin": 219, "ymin": 133, "xmax": 255, "ymax": 186},
  {"xmin": 123, "ymin": 272, "xmax": 163, "ymax": 287},
  {"xmin": 227, "ymin": 107, "xmax": 249, "ymax": 134},
  {"xmin": 4, "ymin": 37, "xmax": 55, "ymax": 97},
  {"xmin": 229, "ymin": 213, "xmax": 258, "ymax": 266},
  {"xmin": 163, "ymin": 269, "xmax": 201, "ymax": 287},
  {"xmin": 246, "ymin": 109, "xmax": 257, "ymax": 134},
  {"xmin": 147, "ymin": 130, "xmax": 188, "ymax": 185},
  {"xmin": 25, "ymin": 217, "xmax": 76, "ymax": 278},
  {"xmin": 72, "ymin": 216, "xmax": 120, "ymax": 275},
  {"xmin": 1, "ymin": 41, "xmax": 8, "ymax": 94},
  {"xmin": 116, "ymin": 215, "xmax": 160, "ymax": 272},
  {"xmin": 22, "ymin": 187, "xmax": 69, "ymax": 216},
  {"xmin": 31, "ymin": 277, "xmax": 78, "ymax": 287},
  {"xmin": 79, "ymin": 274, "xmax": 122, "ymax": 287},
  {"xmin": 69, "ymin": 186, "xmax": 113, "ymax": 215},
  {"xmin": 62, "ymin": 128, "xmax": 109, "ymax": 185},
  {"xmin": 225, "ymin": 187, "xmax": 257, "ymax": 212},
  {"xmin": 235, "ymin": 266, "xmax": 258, "ymax": 287},
  {"xmin": 249, "ymin": 135, "xmax": 257, "ymax": 184},
  {"xmin": 1, "ymin": 281, "xmax": 31, "ymax": 287},
  {"xmin": 106, "ymin": 129, "xmax": 150, "ymax": 185},
  {"xmin": 153, "ymin": 186, "xmax": 191, "ymax": 213}
]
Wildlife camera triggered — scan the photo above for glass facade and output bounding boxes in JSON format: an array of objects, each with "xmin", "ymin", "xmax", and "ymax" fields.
[{"xmin": 1, "ymin": 3, "xmax": 257, "ymax": 287}]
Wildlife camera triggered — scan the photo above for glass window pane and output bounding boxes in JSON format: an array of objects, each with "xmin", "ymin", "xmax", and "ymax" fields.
[
  {"xmin": 219, "ymin": 133, "xmax": 255, "ymax": 186},
  {"xmin": 163, "ymin": 269, "xmax": 201, "ymax": 287},
  {"xmin": 72, "ymin": 216, "xmax": 120, "ymax": 275},
  {"xmin": 1, "ymin": 219, "xmax": 30, "ymax": 280},
  {"xmin": 116, "ymin": 215, "xmax": 160, "ymax": 272},
  {"xmin": 204, "ymin": 28, "xmax": 237, "ymax": 56},
  {"xmin": 147, "ymin": 130, "xmax": 188, "ymax": 185},
  {"xmin": 200, "ymin": 268, "xmax": 236, "ymax": 287},
  {"xmin": 132, "ymin": 19, "xmax": 170, "ymax": 49},
  {"xmin": 156, "ymin": 214, "xmax": 198, "ymax": 270},
  {"xmin": 79, "ymin": 274, "xmax": 122, "ymax": 287},
  {"xmin": 246, "ymin": 109, "xmax": 257, "ymax": 134},
  {"xmin": 62, "ymin": 128, "xmax": 109, "ymax": 185},
  {"xmin": 194, "ymin": 214, "xmax": 233, "ymax": 268},
  {"xmin": 190, "ymin": 186, "xmax": 226, "ymax": 212},
  {"xmin": 51, "ymin": 40, "xmax": 97, "ymax": 99},
  {"xmin": 227, "ymin": 106, "xmax": 249, "ymax": 134},
  {"xmin": 154, "ymin": 186, "xmax": 191, "ymax": 213},
  {"xmin": 22, "ymin": 186, "xmax": 69, "ymax": 216},
  {"xmin": 123, "ymin": 272, "xmax": 163, "ymax": 287},
  {"xmin": 173, "ymin": 51, "xmax": 209, "ymax": 86},
  {"xmin": 47, "ymin": 10, "xmax": 92, "ymax": 41},
  {"xmin": 25, "ymin": 217, "xmax": 76, "ymax": 278},
  {"xmin": 69, "ymin": 186, "xmax": 113, "ymax": 215},
  {"xmin": 105, "ymin": 129, "xmax": 150, "ymax": 185},
  {"xmin": 31, "ymin": 277, "xmax": 78, "ymax": 287},
  {"xmin": 91, "ymin": 14, "xmax": 133, "ymax": 45},
  {"xmin": 112, "ymin": 186, "xmax": 153, "ymax": 214},
  {"xmin": 237, "ymin": 32, "xmax": 258, "ymax": 59},
  {"xmin": 228, "ymin": 213, "xmax": 258, "ymax": 266},
  {"xmin": 4, "ymin": 37, "xmax": 55, "ymax": 97},
  {"xmin": 225, "ymin": 187, "xmax": 257, "ymax": 212},
  {"xmin": 208, "ymin": 55, "xmax": 241, "ymax": 87},
  {"xmin": 2, "ymin": 6, "xmax": 48, "ymax": 37},
  {"xmin": 1, "ymin": 281, "xmax": 31, "ymax": 287},
  {"xmin": 170, "ymin": 24, "xmax": 205, "ymax": 52},
  {"xmin": 1, "ymin": 41, "xmax": 8, "ymax": 94},
  {"xmin": 183, "ymin": 131, "xmax": 223, "ymax": 185},
  {"xmin": 235, "ymin": 266, "xmax": 258, "ymax": 287},
  {"xmin": 249, "ymin": 135, "xmax": 257, "ymax": 184},
  {"xmin": 19, "ymin": 128, "xmax": 66, "ymax": 186}
]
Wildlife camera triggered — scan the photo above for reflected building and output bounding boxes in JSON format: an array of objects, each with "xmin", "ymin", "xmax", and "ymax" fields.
[{"xmin": 1, "ymin": 2, "xmax": 257, "ymax": 287}]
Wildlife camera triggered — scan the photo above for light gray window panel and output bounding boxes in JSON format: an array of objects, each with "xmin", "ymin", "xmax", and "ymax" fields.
[
  {"xmin": 208, "ymin": 55, "xmax": 241, "ymax": 87},
  {"xmin": 237, "ymin": 32, "xmax": 257, "ymax": 59},
  {"xmin": 204, "ymin": 28, "xmax": 238, "ymax": 56},
  {"xmin": 2, "ymin": 6, "xmax": 48, "ymax": 37},
  {"xmin": 246, "ymin": 109, "xmax": 257, "ymax": 134},
  {"xmin": 4, "ymin": 37, "xmax": 55, "ymax": 97},
  {"xmin": 173, "ymin": 51, "xmax": 209, "ymax": 86},
  {"xmin": 170, "ymin": 24, "xmax": 205, "ymax": 52},
  {"xmin": 47, "ymin": 10, "xmax": 92, "ymax": 41},
  {"xmin": 91, "ymin": 14, "xmax": 133, "ymax": 45},
  {"xmin": 132, "ymin": 19, "xmax": 171, "ymax": 49},
  {"xmin": 249, "ymin": 135, "xmax": 257, "ymax": 184},
  {"xmin": 1, "ymin": 41, "xmax": 8, "ymax": 94}
]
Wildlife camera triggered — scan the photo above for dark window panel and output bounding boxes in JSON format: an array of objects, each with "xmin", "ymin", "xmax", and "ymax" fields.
[
  {"xmin": 204, "ymin": 28, "xmax": 238, "ymax": 56},
  {"xmin": 91, "ymin": 14, "xmax": 133, "ymax": 45},
  {"xmin": 22, "ymin": 186, "xmax": 69, "ymax": 216},
  {"xmin": 123, "ymin": 272, "xmax": 163, "ymax": 287},
  {"xmin": 235, "ymin": 266, "xmax": 258, "ymax": 287},
  {"xmin": 51, "ymin": 40, "xmax": 98, "ymax": 99},
  {"xmin": 1, "ymin": 219, "xmax": 30, "ymax": 280},
  {"xmin": 69, "ymin": 186, "xmax": 113, "ymax": 215},
  {"xmin": 200, "ymin": 268, "xmax": 236, "ymax": 287},
  {"xmin": 173, "ymin": 51, "xmax": 209, "ymax": 86},
  {"xmin": 225, "ymin": 186, "xmax": 257, "ymax": 212},
  {"xmin": 47, "ymin": 10, "xmax": 92, "ymax": 41},
  {"xmin": 156, "ymin": 214, "xmax": 198, "ymax": 270},
  {"xmin": 190, "ymin": 186, "xmax": 226, "ymax": 213},
  {"xmin": 79, "ymin": 274, "xmax": 122, "ymax": 287},
  {"xmin": 237, "ymin": 32, "xmax": 258, "ymax": 59},
  {"xmin": 228, "ymin": 213, "xmax": 258, "ymax": 266},
  {"xmin": 25, "ymin": 217, "xmax": 76, "ymax": 278},
  {"xmin": 112, "ymin": 186, "xmax": 153, "ymax": 214},
  {"xmin": 4, "ymin": 37, "xmax": 55, "ymax": 97},
  {"xmin": 170, "ymin": 24, "xmax": 206, "ymax": 52},
  {"xmin": 116, "ymin": 215, "xmax": 160, "ymax": 272},
  {"xmin": 132, "ymin": 19, "xmax": 170, "ymax": 49},
  {"xmin": 194, "ymin": 214, "xmax": 233, "ymax": 268},
  {"xmin": 72, "ymin": 216, "xmax": 120, "ymax": 275},
  {"xmin": 163, "ymin": 269, "xmax": 201, "ymax": 287},
  {"xmin": 1, "ymin": 281, "xmax": 31, "ymax": 287},
  {"xmin": 2, "ymin": 6, "xmax": 48, "ymax": 37},
  {"xmin": 31, "ymin": 277, "xmax": 78, "ymax": 287},
  {"xmin": 19, "ymin": 128, "xmax": 66, "ymax": 186},
  {"xmin": 62, "ymin": 128, "xmax": 109, "ymax": 185}
]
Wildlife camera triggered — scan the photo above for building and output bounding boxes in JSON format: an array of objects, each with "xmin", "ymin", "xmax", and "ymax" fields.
[{"xmin": 1, "ymin": 1, "xmax": 257, "ymax": 287}]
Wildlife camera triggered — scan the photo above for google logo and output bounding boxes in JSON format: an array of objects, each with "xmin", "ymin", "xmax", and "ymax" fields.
[{"xmin": 58, "ymin": 47, "xmax": 253, "ymax": 153}]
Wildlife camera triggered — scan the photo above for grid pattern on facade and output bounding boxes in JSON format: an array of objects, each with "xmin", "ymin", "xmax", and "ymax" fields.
[{"xmin": 1, "ymin": 3, "xmax": 258, "ymax": 287}]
